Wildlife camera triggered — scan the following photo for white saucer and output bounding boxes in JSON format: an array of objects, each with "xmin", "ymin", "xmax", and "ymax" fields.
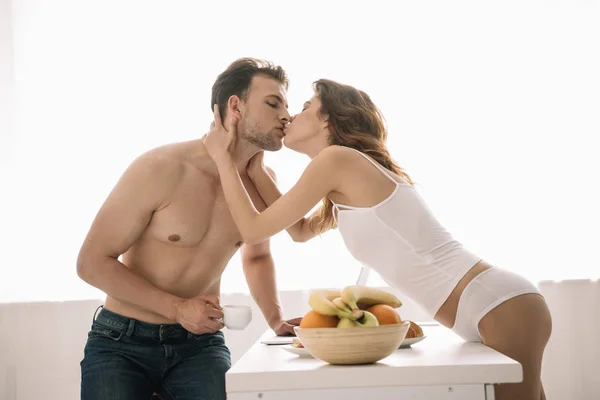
[
  {"xmin": 399, "ymin": 335, "xmax": 426, "ymax": 348},
  {"xmin": 282, "ymin": 345, "xmax": 313, "ymax": 358}
]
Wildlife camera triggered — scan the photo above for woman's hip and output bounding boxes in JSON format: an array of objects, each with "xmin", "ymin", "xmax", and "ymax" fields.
[{"xmin": 450, "ymin": 266, "xmax": 546, "ymax": 342}]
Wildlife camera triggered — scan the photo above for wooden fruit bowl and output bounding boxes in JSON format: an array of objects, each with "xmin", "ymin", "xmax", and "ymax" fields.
[{"xmin": 293, "ymin": 321, "xmax": 410, "ymax": 365}]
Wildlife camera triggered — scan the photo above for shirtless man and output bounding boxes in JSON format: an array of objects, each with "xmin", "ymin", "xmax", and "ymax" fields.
[{"xmin": 77, "ymin": 58, "xmax": 299, "ymax": 400}]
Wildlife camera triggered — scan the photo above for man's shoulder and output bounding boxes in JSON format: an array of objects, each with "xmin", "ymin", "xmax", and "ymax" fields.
[
  {"xmin": 128, "ymin": 143, "xmax": 189, "ymax": 182},
  {"xmin": 132, "ymin": 139, "xmax": 219, "ymax": 183}
]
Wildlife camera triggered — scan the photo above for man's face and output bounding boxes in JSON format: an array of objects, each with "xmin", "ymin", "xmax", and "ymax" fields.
[{"xmin": 238, "ymin": 75, "xmax": 290, "ymax": 151}]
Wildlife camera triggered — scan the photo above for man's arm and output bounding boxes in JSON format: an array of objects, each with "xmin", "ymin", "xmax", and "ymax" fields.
[
  {"xmin": 240, "ymin": 240, "xmax": 283, "ymax": 328},
  {"xmin": 241, "ymin": 240, "xmax": 302, "ymax": 336},
  {"xmin": 239, "ymin": 176, "xmax": 302, "ymax": 336},
  {"xmin": 76, "ymin": 152, "xmax": 222, "ymax": 333},
  {"xmin": 77, "ymin": 153, "xmax": 183, "ymax": 319}
]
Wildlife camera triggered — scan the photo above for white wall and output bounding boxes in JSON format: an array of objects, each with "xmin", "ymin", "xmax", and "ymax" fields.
[
  {"xmin": 539, "ymin": 279, "xmax": 600, "ymax": 400},
  {"xmin": 0, "ymin": 0, "xmax": 16, "ymax": 177},
  {"xmin": 3, "ymin": 1, "xmax": 600, "ymax": 303},
  {"xmin": 0, "ymin": 0, "xmax": 15, "ymax": 152},
  {"xmin": 1, "ymin": 282, "xmax": 599, "ymax": 399}
]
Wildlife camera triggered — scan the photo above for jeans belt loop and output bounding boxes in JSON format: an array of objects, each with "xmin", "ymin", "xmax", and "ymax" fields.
[
  {"xmin": 125, "ymin": 318, "xmax": 136, "ymax": 337},
  {"xmin": 92, "ymin": 305, "xmax": 103, "ymax": 323}
]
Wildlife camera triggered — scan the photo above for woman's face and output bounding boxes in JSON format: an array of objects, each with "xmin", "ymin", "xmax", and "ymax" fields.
[{"xmin": 283, "ymin": 94, "xmax": 328, "ymax": 152}]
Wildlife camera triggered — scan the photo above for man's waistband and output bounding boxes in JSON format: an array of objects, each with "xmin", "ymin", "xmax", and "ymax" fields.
[{"xmin": 93, "ymin": 306, "xmax": 216, "ymax": 341}]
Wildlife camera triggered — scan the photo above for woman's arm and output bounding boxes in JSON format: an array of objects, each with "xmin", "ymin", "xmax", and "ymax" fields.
[
  {"xmin": 248, "ymin": 162, "xmax": 320, "ymax": 243},
  {"xmin": 215, "ymin": 148, "xmax": 341, "ymax": 245}
]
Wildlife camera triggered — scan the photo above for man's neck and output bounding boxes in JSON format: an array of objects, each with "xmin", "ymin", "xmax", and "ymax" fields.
[
  {"xmin": 230, "ymin": 141, "xmax": 260, "ymax": 173},
  {"xmin": 196, "ymin": 136, "xmax": 259, "ymax": 177}
]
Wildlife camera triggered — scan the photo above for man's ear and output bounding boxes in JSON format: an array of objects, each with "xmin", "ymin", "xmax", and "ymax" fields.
[{"xmin": 227, "ymin": 95, "xmax": 244, "ymax": 121}]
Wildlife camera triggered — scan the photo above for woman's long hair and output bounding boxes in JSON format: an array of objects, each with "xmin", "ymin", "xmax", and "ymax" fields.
[{"xmin": 307, "ymin": 79, "xmax": 413, "ymax": 234}]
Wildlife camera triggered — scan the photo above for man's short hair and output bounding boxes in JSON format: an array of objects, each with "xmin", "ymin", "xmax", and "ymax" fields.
[{"xmin": 211, "ymin": 57, "xmax": 289, "ymax": 119}]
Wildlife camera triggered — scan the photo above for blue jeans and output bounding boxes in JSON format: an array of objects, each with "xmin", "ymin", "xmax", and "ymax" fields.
[{"xmin": 80, "ymin": 306, "xmax": 231, "ymax": 400}]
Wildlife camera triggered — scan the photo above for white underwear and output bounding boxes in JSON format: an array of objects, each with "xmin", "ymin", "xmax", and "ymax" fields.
[{"xmin": 451, "ymin": 267, "xmax": 542, "ymax": 342}]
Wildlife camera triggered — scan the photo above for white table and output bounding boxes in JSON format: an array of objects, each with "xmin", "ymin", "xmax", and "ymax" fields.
[{"xmin": 226, "ymin": 325, "xmax": 522, "ymax": 400}]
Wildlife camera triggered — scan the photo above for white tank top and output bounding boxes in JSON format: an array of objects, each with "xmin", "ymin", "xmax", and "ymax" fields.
[{"xmin": 331, "ymin": 148, "xmax": 482, "ymax": 317}]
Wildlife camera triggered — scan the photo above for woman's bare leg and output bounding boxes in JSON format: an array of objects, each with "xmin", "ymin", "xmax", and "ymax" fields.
[
  {"xmin": 540, "ymin": 384, "xmax": 546, "ymax": 400},
  {"xmin": 478, "ymin": 293, "xmax": 552, "ymax": 400}
]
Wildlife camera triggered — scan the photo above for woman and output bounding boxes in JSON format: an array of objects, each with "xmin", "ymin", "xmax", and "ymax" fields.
[{"xmin": 204, "ymin": 79, "xmax": 552, "ymax": 400}]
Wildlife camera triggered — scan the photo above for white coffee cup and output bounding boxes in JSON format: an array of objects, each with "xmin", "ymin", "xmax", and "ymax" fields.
[{"xmin": 222, "ymin": 305, "xmax": 252, "ymax": 330}]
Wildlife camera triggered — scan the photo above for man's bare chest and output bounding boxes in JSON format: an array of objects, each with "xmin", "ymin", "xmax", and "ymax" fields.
[{"xmin": 143, "ymin": 173, "xmax": 263, "ymax": 249}]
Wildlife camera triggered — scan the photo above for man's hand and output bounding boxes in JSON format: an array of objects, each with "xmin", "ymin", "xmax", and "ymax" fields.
[
  {"xmin": 174, "ymin": 294, "xmax": 225, "ymax": 335},
  {"xmin": 273, "ymin": 317, "xmax": 303, "ymax": 336}
]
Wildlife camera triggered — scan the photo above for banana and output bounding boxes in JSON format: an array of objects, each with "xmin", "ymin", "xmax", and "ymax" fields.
[
  {"xmin": 317, "ymin": 289, "xmax": 342, "ymax": 302},
  {"xmin": 333, "ymin": 296, "xmax": 364, "ymax": 320},
  {"xmin": 337, "ymin": 311, "xmax": 380, "ymax": 328},
  {"xmin": 308, "ymin": 290, "xmax": 353, "ymax": 319},
  {"xmin": 332, "ymin": 297, "xmax": 352, "ymax": 313},
  {"xmin": 341, "ymin": 285, "xmax": 402, "ymax": 311}
]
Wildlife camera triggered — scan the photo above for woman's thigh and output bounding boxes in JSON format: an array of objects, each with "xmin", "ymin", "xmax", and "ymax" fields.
[{"xmin": 479, "ymin": 293, "xmax": 552, "ymax": 400}]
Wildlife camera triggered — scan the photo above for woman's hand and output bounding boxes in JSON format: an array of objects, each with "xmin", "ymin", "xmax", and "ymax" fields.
[{"xmin": 204, "ymin": 104, "xmax": 238, "ymax": 165}]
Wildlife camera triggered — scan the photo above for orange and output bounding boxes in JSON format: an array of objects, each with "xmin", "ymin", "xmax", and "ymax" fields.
[
  {"xmin": 299, "ymin": 310, "xmax": 339, "ymax": 328},
  {"xmin": 366, "ymin": 304, "xmax": 402, "ymax": 325}
]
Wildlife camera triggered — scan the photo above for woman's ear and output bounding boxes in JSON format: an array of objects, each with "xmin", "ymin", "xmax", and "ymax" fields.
[{"xmin": 228, "ymin": 95, "xmax": 243, "ymax": 120}]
